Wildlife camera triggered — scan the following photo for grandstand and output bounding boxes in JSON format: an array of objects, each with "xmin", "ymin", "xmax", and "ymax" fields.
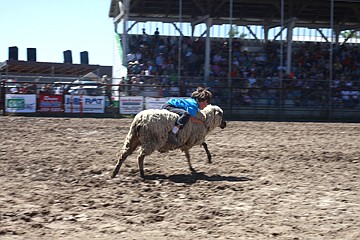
[
  {"xmin": 106, "ymin": 0, "xmax": 360, "ymax": 121},
  {"xmin": 109, "ymin": 0, "xmax": 360, "ymax": 76}
]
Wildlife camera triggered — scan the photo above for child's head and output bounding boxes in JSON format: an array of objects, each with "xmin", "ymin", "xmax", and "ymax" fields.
[{"xmin": 191, "ymin": 87, "xmax": 212, "ymax": 109}]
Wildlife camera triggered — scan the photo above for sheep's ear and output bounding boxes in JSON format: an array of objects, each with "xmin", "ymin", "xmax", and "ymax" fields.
[{"xmin": 213, "ymin": 108, "xmax": 223, "ymax": 116}]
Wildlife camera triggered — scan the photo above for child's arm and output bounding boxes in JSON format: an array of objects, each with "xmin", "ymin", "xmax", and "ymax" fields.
[
  {"xmin": 190, "ymin": 116, "xmax": 205, "ymax": 125},
  {"xmin": 190, "ymin": 112, "xmax": 206, "ymax": 124}
]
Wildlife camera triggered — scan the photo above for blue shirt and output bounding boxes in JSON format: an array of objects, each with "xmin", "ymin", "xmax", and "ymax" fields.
[{"xmin": 166, "ymin": 98, "xmax": 199, "ymax": 117}]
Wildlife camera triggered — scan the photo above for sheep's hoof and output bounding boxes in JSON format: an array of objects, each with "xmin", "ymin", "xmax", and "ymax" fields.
[{"xmin": 111, "ymin": 165, "xmax": 121, "ymax": 178}]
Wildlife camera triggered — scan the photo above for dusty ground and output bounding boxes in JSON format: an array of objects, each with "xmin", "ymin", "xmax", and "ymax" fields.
[{"xmin": 0, "ymin": 116, "xmax": 359, "ymax": 240}]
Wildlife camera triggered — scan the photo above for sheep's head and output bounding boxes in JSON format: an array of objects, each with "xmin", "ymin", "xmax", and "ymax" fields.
[{"xmin": 202, "ymin": 105, "xmax": 226, "ymax": 130}]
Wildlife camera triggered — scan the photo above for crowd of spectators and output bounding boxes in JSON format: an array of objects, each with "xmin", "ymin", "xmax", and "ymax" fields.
[
  {"xmin": 123, "ymin": 28, "xmax": 359, "ymax": 108},
  {"xmin": 5, "ymin": 82, "xmax": 37, "ymax": 94}
]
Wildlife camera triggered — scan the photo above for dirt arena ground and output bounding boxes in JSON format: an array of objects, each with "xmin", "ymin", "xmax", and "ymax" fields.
[{"xmin": 0, "ymin": 116, "xmax": 359, "ymax": 240}]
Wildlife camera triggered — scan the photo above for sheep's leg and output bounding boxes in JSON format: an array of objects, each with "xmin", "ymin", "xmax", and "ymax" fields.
[
  {"xmin": 137, "ymin": 154, "xmax": 146, "ymax": 178},
  {"xmin": 184, "ymin": 150, "xmax": 196, "ymax": 173},
  {"xmin": 111, "ymin": 154, "xmax": 127, "ymax": 179},
  {"xmin": 201, "ymin": 142, "xmax": 212, "ymax": 164},
  {"xmin": 111, "ymin": 142, "xmax": 138, "ymax": 179},
  {"xmin": 111, "ymin": 135, "xmax": 139, "ymax": 178}
]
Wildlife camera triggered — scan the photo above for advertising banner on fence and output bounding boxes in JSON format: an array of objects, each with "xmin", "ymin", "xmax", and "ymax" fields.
[
  {"xmin": 119, "ymin": 96, "xmax": 143, "ymax": 114},
  {"xmin": 38, "ymin": 94, "xmax": 63, "ymax": 112},
  {"xmin": 145, "ymin": 97, "xmax": 169, "ymax": 110},
  {"xmin": 64, "ymin": 95, "xmax": 105, "ymax": 113},
  {"xmin": 5, "ymin": 94, "xmax": 36, "ymax": 113}
]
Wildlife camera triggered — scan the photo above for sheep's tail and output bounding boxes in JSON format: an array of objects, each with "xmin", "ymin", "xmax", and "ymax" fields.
[{"xmin": 111, "ymin": 120, "xmax": 141, "ymax": 178}]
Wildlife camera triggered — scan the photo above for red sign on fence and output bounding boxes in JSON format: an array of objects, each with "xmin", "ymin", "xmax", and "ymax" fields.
[{"xmin": 38, "ymin": 94, "xmax": 63, "ymax": 112}]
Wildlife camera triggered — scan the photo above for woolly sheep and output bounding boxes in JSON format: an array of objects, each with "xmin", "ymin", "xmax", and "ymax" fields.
[{"xmin": 111, "ymin": 104, "xmax": 226, "ymax": 178}]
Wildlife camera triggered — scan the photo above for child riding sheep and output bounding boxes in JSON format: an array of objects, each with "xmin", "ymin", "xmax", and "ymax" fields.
[{"xmin": 162, "ymin": 87, "xmax": 212, "ymax": 145}]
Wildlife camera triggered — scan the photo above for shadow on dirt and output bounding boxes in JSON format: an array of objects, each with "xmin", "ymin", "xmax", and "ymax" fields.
[{"xmin": 144, "ymin": 172, "xmax": 252, "ymax": 184}]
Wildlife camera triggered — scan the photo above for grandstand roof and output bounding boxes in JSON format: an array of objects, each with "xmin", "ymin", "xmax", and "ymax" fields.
[
  {"xmin": 109, "ymin": 0, "xmax": 360, "ymax": 31},
  {"xmin": 0, "ymin": 60, "xmax": 101, "ymax": 77}
]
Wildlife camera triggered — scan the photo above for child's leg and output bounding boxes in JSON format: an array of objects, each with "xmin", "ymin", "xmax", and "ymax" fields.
[
  {"xmin": 162, "ymin": 103, "xmax": 190, "ymax": 129},
  {"xmin": 162, "ymin": 104, "xmax": 190, "ymax": 145},
  {"xmin": 176, "ymin": 112, "xmax": 190, "ymax": 129},
  {"xmin": 171, "ymin": 112, "xmax": 190, "ymax": 134}
]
